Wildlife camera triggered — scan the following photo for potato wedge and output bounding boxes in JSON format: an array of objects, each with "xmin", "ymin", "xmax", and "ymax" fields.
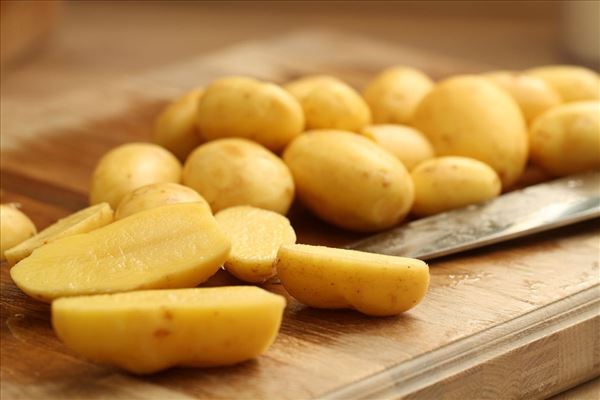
[
  {"xmin": 5, "ymin": 203, "xmax": 113, "ymax": 266},
  {"xmin": 276, "ymin": 244, "xmax": 429, "ymax": 316},
  {"xmin": 0, "ymin": 204, "xmax": 36, "ymax": 261},
  {"xmin": 215, "ymin": 206, "xmax": 296, "ymax": 283},
  {"xmin": 52, "ymin": 287, "xmax": 285, "ymax": 374},
  {"xmin": 10, "ymin": 203, "xmax": 230, "ymax": 302}
]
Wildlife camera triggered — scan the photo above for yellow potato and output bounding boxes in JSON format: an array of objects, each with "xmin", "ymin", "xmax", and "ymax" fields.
[
  {"xmin": 0, "ymin": 204, "xmax": 36, "ymax": 261},
  {"xmin": 196, "ymin": 76, "xmax": 304, "ymax": 151},
  {"xmin": 90, "ymin": 143, "xmax": 182, "ymax": 209},
  {"xmin": 410, "ymin": 156, "xmax": 502, "ymax": 217},
  {"xmin": 362, "ymin": 66, "xmax": 434, "ymax": 124},
  {"xmin": 215, "ymin": 206, "xmax": 296, "ymax": 283},
  {"xmin": 361, "ymin": 124, "xmax": 435, "ymax": 170},
  {"xmin": 115, "ymin": 182, "xmax": 209, "ymax": 220},
  {"xmin": 530, "ymin": 101, "xmax": 600, "ymax": 176},
  {"xmin": 5, "ymin": 203, "xmax": 113, "ymax": 266},
  {"xmin": 52, "ymin": 286, "xmax": 285, "ymax": 374},
  {"xmin": 412, "ymin": 75, "xmax": 528, "ymax": 188},
  {"xmin": 283, "ymin": 130, "xmax": 414, "ymax": 232},
  {"xmin": 483, "ymin": 71, "xmax": 562, "ymax": 124},
  {"xmin": 152, "ymin": 88, "xmax": 204, "ymax": 161},
  {"xmin": 183, "ymin": 138, "xmax": 294, "ymax": 214},
  {"xmin": 284, "ymin": 75, "xmax": 371, "ymax": 132},
  {"xmin": 10, "ymin": 203, "xmax": 230, "ymax": 302},
  {"xmin": 527, "ymin": 65, "xmax": 599, "ymax": 102},
  {"xmin": 276, "ymin": 244, "xmax": 429, "ymax": 316}
]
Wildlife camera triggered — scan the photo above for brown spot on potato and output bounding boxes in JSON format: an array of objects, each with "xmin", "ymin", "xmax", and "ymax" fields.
[
  {"xmin": 222, "ymin": 144, "xmax": 244, "ymax": 157},
  {"xmin": 162, "ymin": 309, "xmax": 173, "ymax": 320},
  {"xmin": 154, "ymin": 328, "xmax": 171, "ymax": 338}
]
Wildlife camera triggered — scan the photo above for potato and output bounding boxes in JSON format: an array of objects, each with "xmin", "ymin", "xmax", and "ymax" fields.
[
  {"xmin": 284, "ymin": 75, "xmax": 371, "ymax": 132},
  {"xmin": 10, "ymin": 203, "xmax": 230, "ymax": 302},
  {"xmin": 52, "ymin": 286, "xmax": 285, "ymax": 374},
  {"xmin": 5, "ymin": 203, "xmax": 113, "ymax": 266},
  {"xmin": 530, "ymin": 101, "xmax": 600, "ymax": 176},
  {"xmin": 412, "ymin": 75, "xmax": 528, "ymax": 188},
  {"xmin": 283, "ymin": 130, "xmax": 414, "ymax": 232},
  {"xmin": 196, "ymin": 76, "xmax": 304, "ymax": 151},
  {"xmin": 483, "ymin": 71, "xmax": 562, "ymax": 124},
  {"xmin": 90, "ymin": 143, "xmax": 182, "ymax": 209},
  {"xmin": 215, "ymin": 206, "xmax": 296, "ymax": 283},
  {"xmin": 115, "ymin": 182, "xmax": 209, "ymax": 220},
  {"xmin": 0, "ymin": 205, "xmax": 36, "ymax": 261},
  {"xmin": 410, "ymin": 156, "xmax": 502, "ymax": 217},
  {"xmin": 152, "ymin": 88, "xmax": 204, "ymax": 161},
  {"xmin": 276, "ymin": 244, "xmax": 429, "ymax": 316},
  {"xmin": 527, "ymin": 65, "xmax": 599, "ymax": 102},
  {"xmin": 361, "ymin": 124, "xmax": 435, "ymax": 170},
  {"xmin": 362, "ymin": 66, "xmax": 434, "ymax": 124},
  {"xmin": 183, "ymin": 138, "xmax": 294, "ymax": 214}
]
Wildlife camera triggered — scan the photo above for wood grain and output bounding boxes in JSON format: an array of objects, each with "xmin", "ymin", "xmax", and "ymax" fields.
[{"xmin": 1, "ymin": 31, "xmax": 599, "ymax": 399}]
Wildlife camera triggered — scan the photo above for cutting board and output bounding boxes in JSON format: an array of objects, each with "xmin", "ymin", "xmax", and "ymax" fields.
[{"xmin": 1, "ymin": 31, "xmax": 598, "ymax": 399}]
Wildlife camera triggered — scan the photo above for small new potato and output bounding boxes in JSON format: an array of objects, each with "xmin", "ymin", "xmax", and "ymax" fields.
[
  {"xmin": 152, "ymin": 88, "xmax": 204, "ymax": 160},
  {"xmin": 361, "ymin": 124, "xmax": 435, "ymax": 170},
  {"xmin": 183, "ymin": 138, "xmax": 295, "ymax": 214},
  {"xmin": 284, "ymin": 75, "xmax": 371, "ymax": 132},
  {"xmin": 362, "ymin": 66, "xmax": 434, "ymax": 124},
  {"xmin": 276, "ymin": 244, "xmax": 430, "ymax": 316},
  {"xmin": 215, "ymin": 206, "xmax": 296, "ymax": 283},
  {"xmin": 52, "ymin": 287, "xmax": 285, "ymax": 374},
  {"xmin": 283, "ymin": 130, "xmax": 414, "ymax": 232},
  {"xmin": 527, "ymin": 65, "xmax": 599, "ymax": 102},
  {"xmin": 90, "ymin": 143, "xmax": 182, "ymax": 208},
  {"xmin": 530, "ymin": 101, "xmax": 600, "ymax": 176},
  {"xmin": 116, "ymin": 182, "xmax": 209, "ymax": 220},
  {"xmin": 196, "ymin": 76, "xmax": 304, "ymax": 151},
  {"xmin": 410, "ymin": 156, "xmax": 502, "ymax": 217},
  {"xmin": 412, "ymin": 75, "xmax": 528, "ymax": 188},
  {"xmin": 0, "ymin": 205, "xmax": 36, "ymax": 261}
]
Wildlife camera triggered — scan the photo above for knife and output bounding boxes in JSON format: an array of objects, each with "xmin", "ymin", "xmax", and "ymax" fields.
[{"xmin": 347, "ymin": 171, "xmax": 600, "ymax": 260}]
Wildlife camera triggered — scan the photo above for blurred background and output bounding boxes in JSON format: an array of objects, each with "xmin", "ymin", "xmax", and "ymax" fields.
[{"xmin": 1, "ymin": 0, "xmax": 599, "ymax": 103}]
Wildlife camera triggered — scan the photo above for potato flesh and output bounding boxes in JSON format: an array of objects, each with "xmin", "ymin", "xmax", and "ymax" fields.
[
  {"xmin": 0, "ymin": 205, "xmax": 36, "ymax": 261},
  {"xmin": 5, "ymin": 203, "xmax": 113, "ymax": 266},
  {"xmin": 10, "ymin": 203, "xmax": 230, "ymax": 302},
  {"xmin": 215, "ymin": 206, "xmax": 296, "ymax": 283},
  {"xmin": 276, "ymin": 244, "xmax": 429, "ymax": 316},
  {"xmin": 52, "ymin": 287, "xmax": 285, "ymax": 374}
]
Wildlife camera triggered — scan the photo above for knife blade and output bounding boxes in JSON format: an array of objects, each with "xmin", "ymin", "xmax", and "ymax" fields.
[{"xmin": 347, "ymin": 171, "xmax": 600, "ymax": 260}]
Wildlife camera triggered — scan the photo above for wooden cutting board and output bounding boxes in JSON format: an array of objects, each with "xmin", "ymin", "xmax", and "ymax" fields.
[{"xmin": 1, "ymin": 30, "xmax": 598, "ymax": 399}]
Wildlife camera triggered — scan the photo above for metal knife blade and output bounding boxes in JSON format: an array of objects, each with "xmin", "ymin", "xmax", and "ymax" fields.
[{"xmin": 347, "ymin": 171, "xmax": 600, "ymax": 260}]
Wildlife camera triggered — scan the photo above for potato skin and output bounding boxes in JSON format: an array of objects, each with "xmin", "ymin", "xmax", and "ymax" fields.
[
  {"xmin": 530, "ymin": 101, "xmax": 600, "ymax": 176},
  {"xmin": 183, "ymin": 138, "xmax": 295, "ymax": 214},
  {"xmin": 0, "ymin": 205, "xmax": 36, "ymax": 261},
  {"xmin": 412, "ymin": 75, "xmax": 528, "ymax": 189},
  {"xmin": 410, "ymin": 156, "xmax": 501, "ymax": 217},
  {"xmin": 284, "ymin": 75, "xmax": 371, "ymax": 132},
  {"xmin": 283, "ymin": 130, "xmax": 414, "ymax": 232},
  {"xmin": 90, "ymin": 143, "xmax": 182, "ymax": 209},
  {"xmin": 362, "ymin": 66, "xmax": 434, "ymax": 124},
  {"xmin": 527, "ymin": 65, "xmax": 599, "ymax": 103},
  {"xmin": 196, "ymin": 76, "xmax": 304, "ymax": 152},
  {"xmin": 361, "ymin": 124, "xmax": 435, "ymax": 171}
]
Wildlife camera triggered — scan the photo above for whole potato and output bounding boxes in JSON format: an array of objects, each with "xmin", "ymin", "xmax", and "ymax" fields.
[
  {"xmin": 411, "ymin": 156, "xmax": 501, "ymax": 217},
  {"xmin": 90, "ymin": 143, "xmax": 182, "ymax": 209},
  {"xmin": 412, "ymin": 75, "xmax": 528, "ymax": 189},
  {"xmin": 183, "ymin": 138, "xmax": 294, "ymax": 214},
  {"xmin": 152, "ymin": 88, "xmax": 204, "ymax": 161},
  {"xmin": 115, "ymin": 182, "xmax": 210, "ymax": 220},
  {"xmin": 1, "ymin": 204, "xmax": 36, "ymax": 260},
  {"xmin": 483, "ymin": 71, "xmax": 562, "ymax": 124},
  {"xmin": 362, "ymin": 66, "xmax": 434, "ymax": 124},
  {"xmin": 530, "ymin": 101, "xmax": 600, "ymax": 176},
  {"xmin": 196, "ymin": 76, "xmax": 304, "ymax": 152},
  {"xmin": 527, "ymin": 65, "xmax": 599, "ymax": 102},
  {"xmin": 361, "ymin": 124, "xmax": 435, "ymax": 171},
  {"xmin": 283, "ymin": 130, "xmax": 414, "ymax": 232},
  {"xmin": 284, "ymin": 75, "xmax": 371, "ymax": 132}
]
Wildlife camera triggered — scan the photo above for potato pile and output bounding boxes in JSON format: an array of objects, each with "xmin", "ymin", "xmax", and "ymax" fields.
[{"xmin": 2, "ymin": 64, "xmax": 598, "ymax": 374}]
